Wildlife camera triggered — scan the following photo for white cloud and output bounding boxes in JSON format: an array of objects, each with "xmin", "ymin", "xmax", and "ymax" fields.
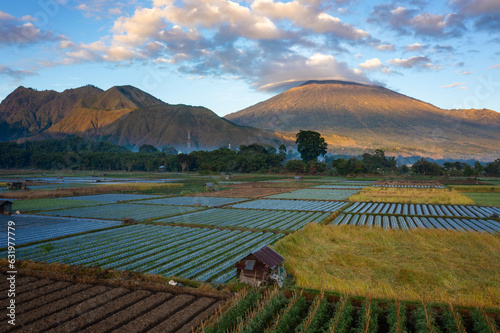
[
  {"xmin": 387, "ymin": 56, "xmax": 440, "ymax": 69},
  {"xmin": 441, "ymin": 82, "xmax": 466, "ymax": 88},
  {"xmin": 359, "ymin": 58, "xmax": 392, "ymax": 73},
  {"xmin": 489, "ymin": 64, "xmax": 500, "ymax": 69},
  {"xmin": 405, "ymin": 43, "xmax": 425, "ymax": 51},
  {"xmin": 375, "ymin": 44, "xmax": 395, "ymax": 51}
]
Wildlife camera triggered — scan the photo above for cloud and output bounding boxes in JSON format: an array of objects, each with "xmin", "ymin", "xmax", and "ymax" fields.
[
  {"xmin": 489, "ymin": 64, "xmax": 500, "ymax": 69},
  {"xmin": 375, "ymin": 44, "xmax": 395, "ymax": 51},
  {"xmin": 0, "ymin": 10, "xmax": 62, "ymax": 45},
  {"xmin": 456, "ymin": 70, "xmax": 472, "ymax": 75},
  {"xmin": 62, "ymin": 0, "xmax": 375, "ymax": 92},
  {"xmin": 441, "ymin": 82, "xmax": 465, "ymax": 88},
  {"xmin": 0, "ymin": 65, "xmax": 37, "ymax": 78},
  {"xmin": 254, "ymin": 53, "xmax": 372, "ymax": 92},
  {"xmin": 405, "ymin": 43, "xmax": 425, "ymax": 51},
  {"xmin": 387, "ymin": 56, "xmax": 440, "ymax": 69},
  {"xmin": 450, "ymin": 0, "xmax": 500, "ymax": 32},
  {"xmin": 368, "ymin": 4, "xmax": 465, "ymax": 38},
  {"xmin": 358, "ymin": 58, "xmax": 392, "ymax": 73}
]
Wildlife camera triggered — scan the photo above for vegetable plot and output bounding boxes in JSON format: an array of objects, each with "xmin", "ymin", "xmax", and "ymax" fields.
[
  {"xmin": 140, "ymin": 196, "xmax": 247, "ymax": 207},
  {"xmin": 0, "ymin": 214, "xmax": 121, "ymax": 247},
  {"xmin": 266, "ymin": 189, "xmax": 358, "ymax": 200},
  {"xmin": 230, "ymin": 199, "xmax": 348, "ymax": 212},
  {"xmin": 39, "ymin": 203, "xmax": 203, "ymax": 221},
  {"xmin": 331, "ymin": 213, "xmax": 500, "ymax": 233},
  {"xmin": 4, "ymin": 224, "xmax": 284, "ymax": 283},
  {"xmin": 158, "ymin": 208, "xmax": 331, "ymax": 231}
]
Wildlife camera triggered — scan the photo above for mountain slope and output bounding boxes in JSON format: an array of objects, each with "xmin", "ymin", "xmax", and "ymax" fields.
[
  {"xmin": 0, "ymin": 85, "xmax": 103, "ymax": 138},
  {"xmin": 77, "ymin": 85, "xmax": 164, "ymax": 110},
  {"xmin": 225, "ymin": 80, "xmax": 500, "ymax": 160},
  {"xmin": 47, "ymin": 104, "xmax": 286, "ymax": 150}
]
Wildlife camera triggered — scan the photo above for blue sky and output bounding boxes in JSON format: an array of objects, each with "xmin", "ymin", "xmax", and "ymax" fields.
[{"xmin": 0, "ymin": 0, "xmax": 499, "ymax": 116}]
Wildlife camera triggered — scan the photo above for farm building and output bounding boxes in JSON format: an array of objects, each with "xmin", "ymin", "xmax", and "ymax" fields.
[
  {"xmin": 235, "ymin": 245, "xmax": 285, "ymax": 287},
  {"xmin": 204, "ymin": 182, "xmax": 216, "ymax": 192},
  {"xmin": 0, "ymin": 200, "xmax": 13, "ymax": 215}
]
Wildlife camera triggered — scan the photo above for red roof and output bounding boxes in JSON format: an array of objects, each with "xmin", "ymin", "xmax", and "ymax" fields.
[{"xmin": 252, "ymin": 245, "xmax": 284, "ymax": 269}]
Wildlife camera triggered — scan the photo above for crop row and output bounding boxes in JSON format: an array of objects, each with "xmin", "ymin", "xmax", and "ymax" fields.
[
  {"xmin": 4, "ymin": 224, "xmax": 285, "ymax": 283},
  {"xmin": 0, "ymin": 214, "xmax": 121, "ymax": 247},
  {"xmin": 202, "ymin": 291, "xmax": 499, "ymax": 333},
  {"xmin": 230, "ymin": 199, "xmax": 348, "ymax": 212},
  {"xmin": 158, "ymin": 208, "xmax": 331, "ymax": 231},
  {"xmin": 331, "ymin": 213, "xmax": 500, "ymax": 233},
  {"xmin": 372, "ymin": 184, "xmax": 445, "ymax": 188},
  {"xmin": 345, "ymin": 201, "xmax": 500, "ymax": 218},
  {"xmin": 266, "ymin": 189, "xmax": 358, "ymax": 200},
  {"xmin": 39, "ymin": 203, "xmax": 203, "ymax": 221},
  {"xmin": 140, "ymin": 196, "xmax": 247, "ymax": 207}
]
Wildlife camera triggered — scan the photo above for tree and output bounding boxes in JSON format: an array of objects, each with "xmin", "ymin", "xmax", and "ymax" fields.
[
  {"xmin": 161, "ymin": 146, "xmax": 178, "ymax": 155},
  {"xmin": 295, "ymin": 130, "xmax": 327, "ymax": 163},
  {"xmin": 139, "ymin": 144, "xmax": 158, "ymax": 153},
  {"xmin": 463, "ymin": 165, "xmax": 474, "ymax": 179},
  {"xmin": 473, "ymin": 161, "xmax": 484, "ymax": 178},
  {"xmin": 484, "ymin": 159, "xmax": 500, "ymax": 177}
]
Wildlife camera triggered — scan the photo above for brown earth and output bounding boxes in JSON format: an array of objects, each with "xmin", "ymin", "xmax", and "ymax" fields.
[{"xmin": 0, "ymin": 271, "xmax": 227, "ymax": 333}]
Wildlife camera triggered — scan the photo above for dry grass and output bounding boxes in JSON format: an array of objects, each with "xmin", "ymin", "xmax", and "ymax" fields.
[
  {"xmin": 0, "ymin": 183, "xmax": 182, "ymax": 200},
  {"xmin": 275, "ymin": 224, "xmax": 500, "ymax": 309},
  {"xmin": 449, "ymin": 185, "xmax": 500, "ymax": 193},
  {"xmin": 349, "ymin": 187, "xmax": 475, "ymax": 205}
]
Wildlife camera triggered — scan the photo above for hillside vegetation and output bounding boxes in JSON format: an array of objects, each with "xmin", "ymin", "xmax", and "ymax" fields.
[{"xmin": 275, "ymin": 224, "xmax": 500, "ymax": 308}]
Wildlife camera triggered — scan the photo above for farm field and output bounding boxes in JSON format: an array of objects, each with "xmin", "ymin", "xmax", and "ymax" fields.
[
  {"xmin": 6, "ymin": 224, "xmax": 284, "ymax": 283},
  {"xmin": 0, "ymin": 214, "xmax": 122, "ymax": 247},
  {"xmin": 158, "ymin": 208, "xmax": 331, "ymax": 231},
  {"xmin": 0, "ymin": 271, "xmax": 226, "ymax": 332},
  {"xmin": 266, "ymin": 189, "xmax": 358, "ymax": 200},
  {"xmin": 12, "ymin": 198, "xmax": 102, "ymax": 212},
  {"xmin": 61, "ymin": 193, "xmax": 163, "ymax": 202},
  {"xmin": 274, "ymin": 224, "xmax": 500, "ymax": 308},
  {"xmin": 464, "ymin": 192, "xmax": 500, "ymax": 206},
  {"xmin": 38, "ymin": 203, "xmax": 203, "ymax": 221},
  {"xmin": 140, "ymin": 196, "xmax": 248, "ymax": 207},
  {"xmin": 201, "ymin": 289, "xmax": 499, "ymax": 333},
  {"xmin": 344, "ymin": 201, "xmax": 500, "ymax": 217},
  {"xmin": 349, "ymin": 187, "xmax": 475, "ymax": 204},
  {"xmin": 313, "ymin": 184, "xmax": 366, "ymax": 189},
  {"xmin": 332, "ymin": 213, "xmax": 500, "ymax": 233},
  {"xmin": 230, "ymin": 199, "xmax": 348, "ymax": 212}
]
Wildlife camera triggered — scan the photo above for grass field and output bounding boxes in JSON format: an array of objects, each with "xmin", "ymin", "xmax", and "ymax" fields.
[
  {"xmin": 349, "ymin": 187, "xmax": 475, "ymax": 205},
  {"xmin": 274, "ymin": 224, "xmax": 500, "ymax": 308},
  {"xmin": 464, "ymin": 192, "xmax": 500, "ymax": 206},
  {"xmin": 12, "ymin": 198, "xmax": 102, "ymax": 212}
]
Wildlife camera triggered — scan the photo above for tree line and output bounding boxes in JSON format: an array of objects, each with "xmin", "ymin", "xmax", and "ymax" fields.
[{"xmin": 0, "ymin": 134, "xmax": 498, "ymax": 177}]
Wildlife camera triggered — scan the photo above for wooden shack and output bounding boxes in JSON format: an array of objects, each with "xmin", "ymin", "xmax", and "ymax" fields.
[
  {"xmin": 0, "ymin": 200, "xmax": 13, "ymax": 215},
  {"xmin": 204, "ymin": 182, "xmax": 216, "ymax": 192},
  {"xmin": 235, "ymin": 245, "xmax": 285, "ymax": 287}
]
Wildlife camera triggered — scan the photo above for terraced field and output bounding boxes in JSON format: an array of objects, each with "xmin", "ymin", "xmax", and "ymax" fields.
[
  {"xmin": 6, "ymin": 225, "xmax": 284, "ymax": 283},
  {"xmin": 39, "ymin": 203, "xmax": 203, "ymax": 221},
  {"xmin": 0, "ymin": 215, "xmax": 121, "ymax": 247},
  {"xmin": 0, "ymin": 272, "xmax": 226, "ymax": 332},
  {"xmin": 12, "ymin": 198, "xmax": 102, "ymax": 212},
  {"xmin": 345, "ymin": 202, "xmax": 500, "ymax": 217},
  {"xmin": 140, "ymin": 196, "xmax": 248, "ymax": 207},
  {"xmin": 158, "ymin": 208, "xmax": 331, "ymax": 231},
  {"xmin": 266, "ymin": 189, "xmax": 358, "ymax": 200},
  {"xmin": 332, "ymin": 213, "xmax": 500, "ymax": 233},
  {"xmin": 230, "ymin": 199, "xmax": 348, "ymax": 212}
]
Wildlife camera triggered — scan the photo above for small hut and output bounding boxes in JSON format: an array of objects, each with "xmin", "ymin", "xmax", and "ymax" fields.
[
  {"xmin": 0, "ymin": 200, "xmax": 13, "ymax": 215},
  {"xmin": 7, "ymin": 182, "xmax": 27, "ymax": 190},
  {"xmin": 235, "ymin": 245, "xmax": 285, "ymax": 287},
  {"xmin": 204, "ymin": 182, "xmax": 216, "ymax": 192}
]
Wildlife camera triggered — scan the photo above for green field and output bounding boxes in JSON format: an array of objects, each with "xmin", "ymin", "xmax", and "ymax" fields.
[{"xmin": 464, "ymin": 192, "xmax": 500, "ymax": 206}]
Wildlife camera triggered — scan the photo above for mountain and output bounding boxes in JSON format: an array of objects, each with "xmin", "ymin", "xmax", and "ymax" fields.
[
  {"xmin": 225, "ymin": 80, "xmax": 500, "ymax": 160},
  {"xmin": 0, "ymin": 85, "xmax": 103, "ymax": 139},
  {"xmin": 0, "ymin": 85, "xmax": 287, "ymax": 151}
]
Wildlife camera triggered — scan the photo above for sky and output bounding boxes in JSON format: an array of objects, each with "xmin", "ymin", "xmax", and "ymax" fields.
[{"xmin": 0, "ymin": 0, "xmax": 499, "ymax": 116}]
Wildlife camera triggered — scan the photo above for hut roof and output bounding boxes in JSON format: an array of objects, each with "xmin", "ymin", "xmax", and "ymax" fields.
[
  {"xmin": 252, "ymin": 246, "xmax": 284, "ymax": 269},
  {"xmin": 0, "ymin": 200, "xmax": 12, "ymax": 205}
]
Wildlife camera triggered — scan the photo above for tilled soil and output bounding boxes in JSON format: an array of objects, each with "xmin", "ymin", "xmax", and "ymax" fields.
[
  {"xmin": 192, "ymin": 183, "xmax": 302, "ymax": 198},
  {"xmin": 0, "ymin": 272, "xmax": 225, "ymax": 333}
]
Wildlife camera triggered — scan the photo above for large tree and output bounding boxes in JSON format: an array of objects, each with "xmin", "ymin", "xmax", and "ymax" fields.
[{"xmin": 296, "ymin": 130, "xmax": 328, "ymax": 163}]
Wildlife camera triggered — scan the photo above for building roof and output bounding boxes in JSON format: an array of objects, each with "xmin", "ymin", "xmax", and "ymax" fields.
[
  {"xmin": 252, "ymin": 245, "xmax": 284, "ymax": 269},
  {"xmin": 0, "ymin": 200, "xmax": 12, "ymax": 205}
]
